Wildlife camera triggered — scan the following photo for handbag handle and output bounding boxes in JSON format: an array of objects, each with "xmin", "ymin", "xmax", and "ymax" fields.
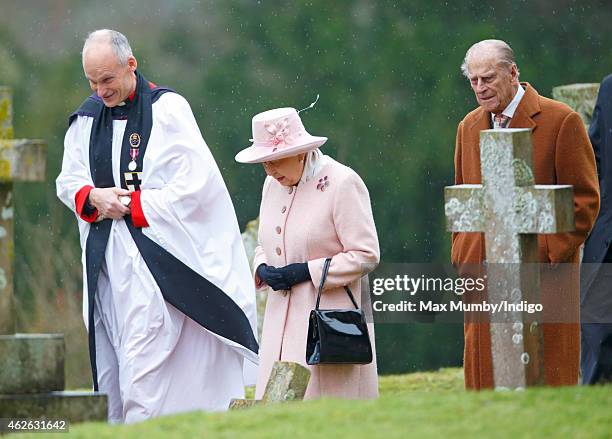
[{"xmin": 315, "ymin": 257, "xmax": 360, "ymax": 310}]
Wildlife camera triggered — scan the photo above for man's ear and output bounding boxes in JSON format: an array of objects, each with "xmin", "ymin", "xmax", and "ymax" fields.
[
  {"xmin": 127, "ymin": 56, "xmax": 138, "ymax": 72},
  {"xmin": 509, "ymin": 63, "xmax": 519, "ymax": 83}
]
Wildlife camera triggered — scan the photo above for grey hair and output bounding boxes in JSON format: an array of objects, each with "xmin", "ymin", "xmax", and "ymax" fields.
[
  {"xmin": 82, "ymin": 29, "xmax": 133, "ymax": 65},
  {"xmin": 460, "ymin": 39, "xmax": 519, "ymax": 79}
]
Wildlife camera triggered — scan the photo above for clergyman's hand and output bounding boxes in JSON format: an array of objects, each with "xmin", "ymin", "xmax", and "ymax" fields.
[{"xmin": 89, "ymin": 187, "xmax": 131, "ymax": 220}]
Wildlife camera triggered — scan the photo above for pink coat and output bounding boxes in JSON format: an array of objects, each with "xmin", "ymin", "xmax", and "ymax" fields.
[{"xmin": 253, "ymin": 157, "xmax": 380, "ymax": 399}]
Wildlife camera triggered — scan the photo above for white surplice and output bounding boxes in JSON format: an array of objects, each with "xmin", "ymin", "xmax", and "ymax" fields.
[{"xmin": 56, "ymin": 92, "xmax": 258, "ymax": 424}]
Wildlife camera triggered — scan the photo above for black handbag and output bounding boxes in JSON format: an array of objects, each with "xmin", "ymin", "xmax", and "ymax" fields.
[{"xmin": 306, "ymin": 257, "xmax": 373, "ymax": 365}]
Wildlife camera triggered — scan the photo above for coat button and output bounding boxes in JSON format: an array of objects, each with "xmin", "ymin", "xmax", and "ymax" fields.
[
  {"xmin": 276, "ymin": 226, "xmax": 281, "ymax": 234},
  {"xmin": 281, "ymin": 206, "xmax": 287, "ymax": 213},
  {"xmin": 276, "ymin": 247, "xmax": 282, "ymax": 255},
  {"xmin": 288, "ymin": 187, "xmax": 294, "ymax": 194}
]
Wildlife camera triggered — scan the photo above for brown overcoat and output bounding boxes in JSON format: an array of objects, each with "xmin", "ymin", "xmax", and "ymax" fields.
[{"xmin": 452, "ymin": 83, "xmax": 600, "ymax": 389}]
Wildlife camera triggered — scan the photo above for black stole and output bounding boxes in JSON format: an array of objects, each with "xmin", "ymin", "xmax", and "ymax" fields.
[{"xmin": 69, "ymin": 71, "xmax": 258, "ymax": 391}]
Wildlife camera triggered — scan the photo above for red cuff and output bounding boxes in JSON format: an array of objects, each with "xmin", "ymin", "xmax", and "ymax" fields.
[
  {"xmin": 131, "ymin": 190, "xmax": 149, "ymax": 228},
  {"xmin": 255, "ymin": 273, "xmax": 264, "ymax": 289},
  {"xmin": 74, "ymin": 185, "xmax": 98, "ymax": 223}
]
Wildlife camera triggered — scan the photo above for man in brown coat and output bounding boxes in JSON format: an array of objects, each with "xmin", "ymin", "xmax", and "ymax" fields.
[{"xmin": 452, "ymin": 39, "xmax": 600, "ymax": 389}]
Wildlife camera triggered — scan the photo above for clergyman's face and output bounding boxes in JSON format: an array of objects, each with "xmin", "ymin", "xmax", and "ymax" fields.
[
  {"xmin": 466, "ymin": 53, "xmax": 518, "ymax": 114},
  {"xmin": 83, "ymin": 44, "xmax": 137, "ymax": 108},
  {"xmin": 262, "ymin": 154, "xmax": 306, "ymax": 186}
]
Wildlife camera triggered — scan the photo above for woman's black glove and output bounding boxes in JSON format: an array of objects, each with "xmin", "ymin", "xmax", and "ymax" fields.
[{"xmin": 256, "ymin": 263, "xmax": 311, "ymax": 291}]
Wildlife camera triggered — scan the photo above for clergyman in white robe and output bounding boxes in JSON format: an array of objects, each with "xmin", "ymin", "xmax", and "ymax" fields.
[{"xmin": 56, "ymin": 88, "xmax": 258, "ymax": 424}]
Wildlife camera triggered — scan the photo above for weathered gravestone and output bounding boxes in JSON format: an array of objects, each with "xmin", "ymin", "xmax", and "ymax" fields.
[
  {"xmin": 552, "ymin": 83, "xmax": 600, "ymax": 128},
  {"xmin": 241, "ymin": 217, "xmax": 267, "ymax": 340},
  {"xmin": 0, "ymin": 87, "xmax": 107, "ymax": 427},
  {"xmin": 549, "ymin": 82, "xmax": 600, "ymax": 294},
  {"xmin": 229, "ymin": 361, "xmax": 311, "ymax": 409},
  {"xmin": 445, "ymin": 128, "xmax": 575, "ymax": 389}
]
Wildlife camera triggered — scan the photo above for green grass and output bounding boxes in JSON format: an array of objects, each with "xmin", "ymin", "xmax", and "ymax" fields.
[
  {"xmin": 379, "ymin": 367, "xmax": 464, "ymax": 394},
  {"xmin": 22, "ymin": 368, "xmax": 612, "ymax": 439}
]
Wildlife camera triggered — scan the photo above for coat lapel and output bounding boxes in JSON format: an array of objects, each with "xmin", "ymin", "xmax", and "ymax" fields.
[
  {"xmin": 467, "ymin": 107, "xmax": 491, "ymax": 132},
  {"xmin": 508, "ymin": 82, "xmax": 540, "ymax": 131}
]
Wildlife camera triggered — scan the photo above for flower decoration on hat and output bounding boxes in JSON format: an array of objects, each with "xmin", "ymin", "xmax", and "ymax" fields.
[{"xmin": 265, "ymin": 118, "xmax": 293, "ymax": 146}]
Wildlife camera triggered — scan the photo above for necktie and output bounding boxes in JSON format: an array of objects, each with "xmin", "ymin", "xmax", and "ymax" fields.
[{"xmin": 494, "ymin": 113, "xmax": 511, "ymax": 129}]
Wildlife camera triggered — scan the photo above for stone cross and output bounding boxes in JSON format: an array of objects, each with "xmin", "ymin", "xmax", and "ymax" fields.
[
  {"xmin": 0, "ymin": 87, "xmax": 46, "ymax": 335},
  {"xmin": 0, "ymin": 87, "xmax": 107, "ymax": 425},
  {"xmin": 229, "ymin": 361, "xmax": 311, "ymax": 409},
  {"xmin": 445, "ymin": 128, "xmax": 575, "ymax": 389}
]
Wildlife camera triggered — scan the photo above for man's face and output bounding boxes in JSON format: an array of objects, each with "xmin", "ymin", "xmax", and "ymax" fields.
[
  {"xmin": 466, "ymin": 52, "xmax": 518, "ymax": 114},
  {"xmin": 83, "ymin": 44, "xmax": 137, "ymax": 108}
]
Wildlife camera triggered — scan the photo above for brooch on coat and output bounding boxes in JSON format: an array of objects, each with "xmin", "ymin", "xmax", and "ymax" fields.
[{"xmin": 316, "ymin": 176, "xmax": 330, "ymax": 192}]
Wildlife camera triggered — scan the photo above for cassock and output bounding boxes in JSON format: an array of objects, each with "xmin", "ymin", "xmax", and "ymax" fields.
[{"xmin": 56, "ymin": 73, "xmax": 258, "ymax": 423}]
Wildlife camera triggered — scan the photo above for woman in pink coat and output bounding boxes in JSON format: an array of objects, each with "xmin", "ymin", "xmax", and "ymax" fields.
[{"xmin": 235, "ymin": 106, "xmax": 380, "ymax": 399}]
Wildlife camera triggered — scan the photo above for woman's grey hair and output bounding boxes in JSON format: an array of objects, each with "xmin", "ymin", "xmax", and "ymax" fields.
[
  {"xmin": 82, "ymin": 29, "xmax": 133, "ymax": 65},
  {"xmin": 460, "ymin": 39, "xmax": 519, "ymax": 79}
]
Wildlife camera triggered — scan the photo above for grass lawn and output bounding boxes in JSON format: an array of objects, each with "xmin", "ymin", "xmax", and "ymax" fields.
[{"xmin": 21, "ymin": 368, "xmax": 612, "ymax": 438}]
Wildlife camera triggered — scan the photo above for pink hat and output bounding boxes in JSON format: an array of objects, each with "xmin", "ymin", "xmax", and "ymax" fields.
[{"xmin": 235, "ymin": 107, "xmax": 327, "ymax": 164}]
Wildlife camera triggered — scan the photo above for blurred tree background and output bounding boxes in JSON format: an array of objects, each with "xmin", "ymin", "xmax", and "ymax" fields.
[{"xmin": 1, "ymin": 0, "xmax": 610, "ymax": 387}]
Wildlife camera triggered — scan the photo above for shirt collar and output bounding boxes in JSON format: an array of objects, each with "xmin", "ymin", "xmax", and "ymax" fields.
[
  {"xmin": 117, "ymin": 89, "xmax": 136, "ymax": 107},
  {"xmin": 491, "ymin": 84, "xmax": 525, "ymax": 121}
]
